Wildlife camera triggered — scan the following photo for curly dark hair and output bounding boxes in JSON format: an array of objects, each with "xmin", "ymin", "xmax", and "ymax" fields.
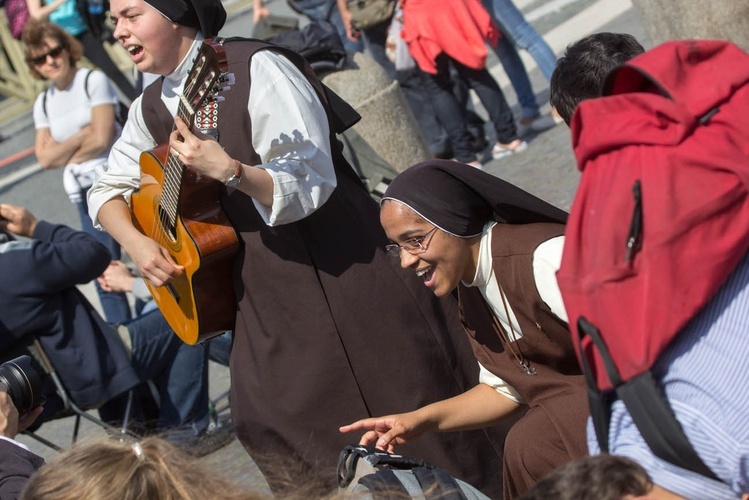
[{"xmin": 21, "ymin": 19, "xmax": 84, "ymax": 80}]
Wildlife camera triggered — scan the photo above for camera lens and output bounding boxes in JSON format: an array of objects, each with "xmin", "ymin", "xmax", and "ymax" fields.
[{"xmin": 0, "ymin": 355, "xmax": 44, "ymax": 415}]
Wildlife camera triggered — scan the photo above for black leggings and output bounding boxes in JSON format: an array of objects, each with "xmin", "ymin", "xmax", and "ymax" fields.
[{"xmin": 422, "ymin": 53, "xmax": 518, "ymax": 162}]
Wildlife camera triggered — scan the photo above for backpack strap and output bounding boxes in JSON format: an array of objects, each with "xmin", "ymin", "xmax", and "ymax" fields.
[
  {"xmin": 358, "ymin": 469, "xmax": 411, "ymax": 498},
  {"xmin": 577, "ymin": 317, "xmax": 721, "ymax": 482},
  {"xmin": 412, "ymin": 466, "xmax": 469, "ymax": 500},
  {"xmin": 83, "ymin": 68, "xmax": 93, "ymax": 100},
  {"xmin": 42, "ymin": 88, "xmax": 49, "ymax": 120},
  {"xmin": 42, "ymin": 69, "xmax": 92, "ymax": 119}
]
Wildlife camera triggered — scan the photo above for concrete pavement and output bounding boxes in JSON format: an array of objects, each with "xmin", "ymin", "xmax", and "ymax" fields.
[{"xmin": 1, "ymin": 0, "xmax": 652, "ymax": 494}]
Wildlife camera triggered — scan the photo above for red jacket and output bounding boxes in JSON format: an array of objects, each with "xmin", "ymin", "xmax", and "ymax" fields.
[{"xmin": 401, "ymin": 0, "xmax": 498, "ymax": 74}]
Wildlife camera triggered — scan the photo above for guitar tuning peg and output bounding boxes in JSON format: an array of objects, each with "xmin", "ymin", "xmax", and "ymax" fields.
[
  {"xmin": 225, "ymin": 73, "xmax": 236, "ymax": 86},
  {"xmin": 214, "ymin": 96, "xmax": 226, "ymax": 103}
]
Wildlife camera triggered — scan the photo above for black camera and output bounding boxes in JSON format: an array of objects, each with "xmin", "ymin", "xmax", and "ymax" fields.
[{"xmin": 0, "ymin": 355, "xmax": 45, "ymax": 415}]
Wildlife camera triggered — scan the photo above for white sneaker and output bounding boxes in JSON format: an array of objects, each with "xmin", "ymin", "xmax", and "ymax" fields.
[{"xmin": 491, "ymin": 140, "xmax": 528, "ymax": 160}]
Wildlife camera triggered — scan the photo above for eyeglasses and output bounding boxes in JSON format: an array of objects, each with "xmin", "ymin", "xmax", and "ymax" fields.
[
  {"xmin": 385, "ymin": 226, "xmax": 439, "ymax": 257},
  {"xmin": 29, "ymin": 45, "xmax": 65, "ymax": 67}
]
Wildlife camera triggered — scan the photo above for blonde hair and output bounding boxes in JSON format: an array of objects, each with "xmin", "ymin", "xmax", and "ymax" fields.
[
  {"xmin": 21, "ymin": 19, "xmax": 84, "ymax": 80},
  {"xmin": 20, "ymin": 436, "xmax": 263, "ymax": 500}
]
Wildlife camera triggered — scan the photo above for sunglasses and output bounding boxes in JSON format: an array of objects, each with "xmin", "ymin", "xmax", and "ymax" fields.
[{"xmin": 29, "ymin": 45, "xmax": 65, "ymax": 67}]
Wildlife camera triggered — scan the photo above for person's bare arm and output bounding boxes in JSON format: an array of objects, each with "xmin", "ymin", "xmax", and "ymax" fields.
[
  {"xmin": 252, "ymin": 0, "xmax": 270, "ymax": 24},
  {"xmin": 25, "ymin": 0, "xmax": 66, "ymax": 20},
  {"xmin": 68, "ymin": 104, "xmax": 118, "ymax": 164},
  {"xmin": 340, "ymin": 384, "xmax": 521, "ymax": 452},
  {"xmin": 336, "ymin": 0, "xmax": 360, "ymax": 42},
  {"xmin": 34, "ymin": 127, "xmax": 87, "ymax": 169}
]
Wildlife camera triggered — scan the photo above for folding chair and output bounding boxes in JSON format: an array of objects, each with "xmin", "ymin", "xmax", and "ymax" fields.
[{"xmin": 3, "ymin": 337, "xmax": 140, "ymax": 452}]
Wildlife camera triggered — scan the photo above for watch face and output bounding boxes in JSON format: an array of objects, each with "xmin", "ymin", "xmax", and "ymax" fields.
[{"xmin": 225, "ymin": 176, "xmax": 241, "ymax": 188}]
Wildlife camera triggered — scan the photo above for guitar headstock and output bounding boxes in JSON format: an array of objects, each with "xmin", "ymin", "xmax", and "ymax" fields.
[{"xmin": 178, "ymin": 38, "xmax": 234, "ymax": 128}]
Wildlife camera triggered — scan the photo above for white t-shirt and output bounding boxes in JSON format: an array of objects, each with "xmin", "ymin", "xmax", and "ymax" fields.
[
  {"xmin": 88, "ymin": 35, "xmax": 336, "ymax": 229},
  {"xmin": 33, "ymin": 68, "xmax": 119, "ymax": 203}
]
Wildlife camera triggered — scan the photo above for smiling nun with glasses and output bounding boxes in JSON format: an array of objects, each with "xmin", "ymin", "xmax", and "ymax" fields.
[{"xmin": 341, "ymin": 159, "xmax": 589, "ymax": 499}]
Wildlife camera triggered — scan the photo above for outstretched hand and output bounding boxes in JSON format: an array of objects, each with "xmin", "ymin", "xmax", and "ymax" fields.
[{"xmin": 339, "ymin": 412, "xmax": 427, "ymax": 453}]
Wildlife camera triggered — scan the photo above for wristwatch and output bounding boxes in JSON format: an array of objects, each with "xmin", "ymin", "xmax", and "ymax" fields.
[{"xmin": 225, "ymin": 159, "xmax": 243, "ymax": 187}]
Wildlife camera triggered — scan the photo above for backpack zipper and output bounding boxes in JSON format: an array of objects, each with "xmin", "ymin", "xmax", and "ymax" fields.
[{"xmin": 625, "ymin": 179, "xmax": 643, "ymax": 263}]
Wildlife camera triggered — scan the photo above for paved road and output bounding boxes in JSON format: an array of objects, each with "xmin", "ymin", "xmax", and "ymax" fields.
[{"xmin": 1, "ymin": 0, "xmax": 651, "ymax": 494}]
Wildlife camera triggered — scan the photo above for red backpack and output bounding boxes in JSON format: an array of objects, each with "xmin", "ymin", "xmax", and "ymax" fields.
[{"xmin": 556, "ymin": 40, "xmax": 749, "ymax": 480}]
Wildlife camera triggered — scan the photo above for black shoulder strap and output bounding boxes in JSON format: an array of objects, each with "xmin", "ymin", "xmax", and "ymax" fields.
[
  {"xmin": 42, "ymin": 88, "xmax": 49, "ymax": 119},
  {"xmin": 412, "ymin": 466, "xmax": 469, "ymax": 500},
  {"xmin": 358, "ymin": 470, "xmax": 411, "ymax": 499},
  {"xmin": 83, "ymin": 69, "xmax": 93, "ymax": 100},
  {"xmin": 577, "ymin": 317, "xmax": 721, "ymax": 482},
  {"xmin": 42, "ymin": 69, "xmax": 95, "ymax": 119},
  {"xmin": 141, "ymin": 76, "xmax": 170, "ymax": 145}
]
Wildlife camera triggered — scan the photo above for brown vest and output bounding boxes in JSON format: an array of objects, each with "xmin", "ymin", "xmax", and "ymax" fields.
[{"xmin": 458, "ymin": 222, "xmax": 586, "ymax": 406}]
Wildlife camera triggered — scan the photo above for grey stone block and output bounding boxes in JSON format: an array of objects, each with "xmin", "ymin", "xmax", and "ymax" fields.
[
  {"xmin": 632, "ymin": 0, "xmax": 749, "ymax": 51},
  {"xmin": 323, "ymin": 52, "xmax": 430, "ymax": 173}
]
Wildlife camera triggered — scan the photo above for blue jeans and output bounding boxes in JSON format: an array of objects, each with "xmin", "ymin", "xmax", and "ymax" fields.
[
  {"xmin": 126, "ymin": 310, "xmax": 210, "ymax": 433},
  {"xmin": 206, "ymin": 331, "xmax": 233, "ymax": 367},
  {"xmin": 297, "ymin": 0, "xmax": 364, "ymax": 54},
  {"xmin": 484, "ymin": 0, "xmax": 557, "ymax": 85},
  {"xmin": 490, "ymin": 30, "xmax": 540, "ymax": 119},
  {"xmin": 76, "ymin": 189, "xmax": 132, "ymax": 325}
]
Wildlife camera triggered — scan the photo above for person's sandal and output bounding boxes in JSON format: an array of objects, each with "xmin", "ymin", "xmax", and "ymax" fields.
[{"xmin": 491, "ymin": 140, "xmax": 528, "ymax": 160}]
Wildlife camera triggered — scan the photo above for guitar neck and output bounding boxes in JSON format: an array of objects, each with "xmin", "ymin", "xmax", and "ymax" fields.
[{"xmin": 156, "ymin": 38, "xmax": 230, "ymax": 241}]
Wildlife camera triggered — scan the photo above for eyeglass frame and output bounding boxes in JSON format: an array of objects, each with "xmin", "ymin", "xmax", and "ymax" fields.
[
  {"xmin": 385, "ymin": 226, "xmax": 439, "ymax": 257},
  {"xmin": 28, "ymin": 45, "xmax": 65, "ymax": 67}
]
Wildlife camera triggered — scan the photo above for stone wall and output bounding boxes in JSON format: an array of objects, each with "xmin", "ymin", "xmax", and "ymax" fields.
[
  {"xmin": 632, "ymin": 0, "xmax": 749, "ymax": 51},
  {"xmin": 322, "ymin": 52, "xmax": 429, "ymax": 173}
]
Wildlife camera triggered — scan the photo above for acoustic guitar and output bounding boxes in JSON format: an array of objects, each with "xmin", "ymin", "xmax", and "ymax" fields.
[{"xmin": 130, "ymin": 39, "xmax": 239, "ymax": 345}]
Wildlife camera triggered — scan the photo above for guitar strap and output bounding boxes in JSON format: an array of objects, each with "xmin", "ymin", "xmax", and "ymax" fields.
[{"xmin": 141, "ymin": 76, "xmax": 170, "ymax": 145}]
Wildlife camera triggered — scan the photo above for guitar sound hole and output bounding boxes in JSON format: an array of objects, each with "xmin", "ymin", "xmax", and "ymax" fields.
[
  {"xmin": 166, "ymin": 283, "xmax": 180, "ymax": 303},
  {"xmin": 158, "ymin": 205, "xmax": 177, "ymax": 242}
]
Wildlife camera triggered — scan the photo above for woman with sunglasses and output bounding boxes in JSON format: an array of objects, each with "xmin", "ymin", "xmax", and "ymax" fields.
[
  {"xmin": 23, "ymin": 0, "xmax": 139, "ymax": 100},
  {"xmin": 22, "ymin": 20, "xmax": 131, "ymax": 325},
  {"xmin": 341, "ymin": 159, "xmax": 588, "ymax": 498}
]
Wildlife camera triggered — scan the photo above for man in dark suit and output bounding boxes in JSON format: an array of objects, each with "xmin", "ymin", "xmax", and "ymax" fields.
[{"xmin": 0, "ymin": 203, "xmax": 229, "ymax": 456}]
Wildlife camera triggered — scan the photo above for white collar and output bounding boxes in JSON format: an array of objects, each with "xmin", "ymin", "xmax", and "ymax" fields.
[
  {"xmin": 463, "ymin": 221, "xmax": 497, "ymax": 288},
  {"xmin": 165, "ymin": 33, "xmax": 205, "ymax": 84}
]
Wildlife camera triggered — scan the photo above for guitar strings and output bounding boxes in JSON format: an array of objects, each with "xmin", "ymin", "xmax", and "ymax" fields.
[
  {"xmin": 145, "ymin": 53, "xmax": 211, "ymax": 263},
  {"xmin": 151, "ymin": 61, "xmax": 203, "ymax": 249}
]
